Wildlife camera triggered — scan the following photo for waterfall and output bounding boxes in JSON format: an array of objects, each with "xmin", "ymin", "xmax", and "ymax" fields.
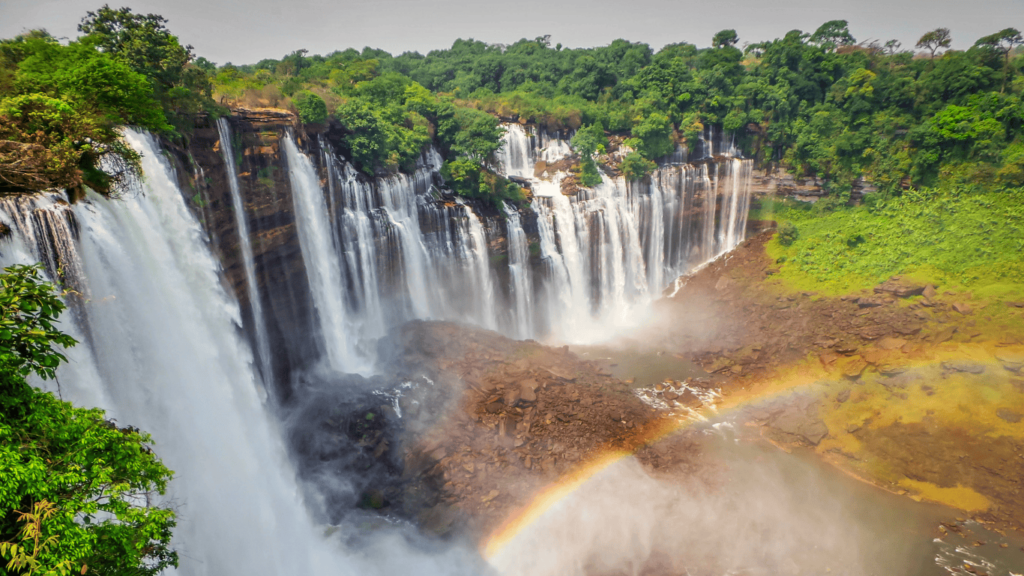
[
  {"xmin": 53, "ymin": 129, "xmax": 331, "ymax": 576},
  {"xmin": 0, "ymin": 193, "xmax": 85, "ymax": 294},
  {"xmin": 0, "ymin": 130, "xmax": 487, "ymax": 576},
  {"xmin": 217, "ymin": 118, "xmax": 273, "ymax": 385},
  {"xmin": 283, "ymin": 134, "xmax": 369, "ymax": 373},
  {"xmin": 498, "ymin": 122, "xmax": 753, "ymax": 343},
  {"xmin": 504, "ymin": 201, "xmax": 532, "ymax": 339}
]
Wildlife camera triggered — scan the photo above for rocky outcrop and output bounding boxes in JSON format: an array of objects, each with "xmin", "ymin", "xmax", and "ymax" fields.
[{"xmin": 751, "ymin": 167, "xmax": 877, "ymax": 202}]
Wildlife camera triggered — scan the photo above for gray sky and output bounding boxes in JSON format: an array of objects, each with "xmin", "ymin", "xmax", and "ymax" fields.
[{"xmin": 2, "ymin": 0, "xmax": 1022, "ymax": 65}]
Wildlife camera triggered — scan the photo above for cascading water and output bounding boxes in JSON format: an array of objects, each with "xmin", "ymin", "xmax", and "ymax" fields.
[
  {"xmin": 295, "ymin": 139, "xmax": 502, "ymax": 345},
  {"xmin": 0, "ymin": 129, "xmax": 486, "ymax": 576},
  {"xmin": 504, "ymin": 201, "xmax": 533, "ymax": 339},
  {"xmin": 283, "ymin": 134, "xmax": 369, "ymax": 373},
  {"xmin": 217, "ymin": 118, "xmax": 273, "ymax": 385},
  {"xmin": 496, "ymin": 123, "xmax": 753, "ymax": 342}
]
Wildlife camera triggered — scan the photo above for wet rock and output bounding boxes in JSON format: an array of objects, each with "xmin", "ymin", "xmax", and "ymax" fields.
[
  {"xmin": 996, "ymin": 409, "xmax": 1021, "ymax": 424},
  {"xmin": 877, "ymin": 336, "xmax": 907, "ymax": 350},
  {"xmin": 705, "ymin": 356, "xmax": 735, "ymax": 373},
  {"xmin": 842, "ymin": 359, "xmax": 868, "ymax": 378},
  {"xmin": 857, "ymin": 297, "xmax": 886, "ymax": 308},
  {"xmin": 931, "ymin": 326, "xmax": 957, "ymax": 343},
  {"xmin": 769, "ymin": 407, "xmax": 829, "ymax": 445},
  {"xmin": 995, "ymin": 353, "xmax": 1024, "ymax": 372},
  {"xmin": 520, "ymin": 379, "xmax": 539, "ymax": 402},
  {"xmin": 881, "ymin": 372, "xmax": 922, "ymax": 389},
  {"xmin": 942, "ymin": 361, "xmax": 986, "ymax": 374},
  {"xmin": 835, "ymin": 342, "xmax": 859, "ymax": 355},
  {"xmin": 874, "ymin": 281, "xmax": 925, "ymax": 298},
  {"xmin": 952, "ymin": 302, "xmax": 973, "ymax": 315},
  {"xmin": 504, "ymin": 387, "xmax": 522, "ymax": 406}
]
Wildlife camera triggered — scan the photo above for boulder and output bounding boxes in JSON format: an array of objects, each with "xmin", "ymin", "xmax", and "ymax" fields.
[
  {"xmin": 995, "ymin": 353, "xmax": 1024, "ymax": 373},
  {"xmin": 996, "ymin": 408, "xmax": 1021, "ymax": 424},
  {"xmin": 952, "ymin": 302, "xmax": 973, "ymax": 315},
  {"xmin": 857, "ymin": 297, "xmax": 886, "ymax": 308},
  {"xmin": 874, "ymin": 281, "xmax": 925, "ymax": 298},
  {"xmin": 942, "ymin": 360, "xmax": 986, "ymax": 374}
]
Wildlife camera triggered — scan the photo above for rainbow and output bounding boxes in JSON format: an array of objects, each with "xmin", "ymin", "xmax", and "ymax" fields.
[{"xmin": 480, "ymin": 342, "xmax": 1020, "ymax": 560}]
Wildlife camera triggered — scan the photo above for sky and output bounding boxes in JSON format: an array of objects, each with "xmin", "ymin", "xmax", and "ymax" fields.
[{"xmin": 2, "ymin": 0, "xmax": 1022, "ymax": 65}]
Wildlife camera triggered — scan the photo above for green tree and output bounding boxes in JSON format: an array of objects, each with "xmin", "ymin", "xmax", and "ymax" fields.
[
  {"xmin": 620, "ymin": 151, "xmax": 656, "ymax": 181},
  {"xmin": 0, "ymin": 264, "xmax": 177, "ymax": 576},
  {"xmin": 916, "ymin": 28, "xmax": 952, "ymax": 59},
  {"xmin": 0, "ymin": 34, "xmax": 164, "ymax": 196},
  {"xmin": 570, "ymin": 122, "xmax": 607, "ymax": 187},
  {"xmin": 78, "ymin": 5, "xmax": 213, "ymax": 134},
  {"xmin": 809, "ymin": 20, "xmax": 856, "ymax": 51},
  {"xmin": 974, "ymin": 28, "xmax": 1023, "ymax": 91},
  {"xmin": 294, "ymin": 91, "xmax": 327, "ymax": 124},
  {"xmin": 712, "ymin": 30, "xmax": 739, "ymax": 49}
]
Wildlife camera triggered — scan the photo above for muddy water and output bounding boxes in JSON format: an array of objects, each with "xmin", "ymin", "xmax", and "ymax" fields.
[
  {"xmin": 571, "ymin": 345, "xmax": 705, "ymax": 387},
  {"xmin": 701, "ymin": 420, "xmax": 1024, "ymax": 576}
]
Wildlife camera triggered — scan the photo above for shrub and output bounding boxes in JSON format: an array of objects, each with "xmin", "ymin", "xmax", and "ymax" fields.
[
  {"xmin": 620, "ymin": 151, "xmax": 656, "ymax": 181},
  {"xmin": 777, "ymin": 221, "xmax": 799, "ymax": 246},
  {"xmin": 294, "ymin": 91, "xmax": 328, "ymax": 124}
]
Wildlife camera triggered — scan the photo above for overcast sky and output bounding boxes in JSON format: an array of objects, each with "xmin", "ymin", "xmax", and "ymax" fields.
[{"xmin": 2, "ymin": 0, "xmax": 1022, "ymax": 65}]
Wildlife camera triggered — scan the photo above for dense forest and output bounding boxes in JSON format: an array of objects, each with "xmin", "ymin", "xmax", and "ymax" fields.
[{"xmin": 3, "ymin": 8, "xmax": 1024, "ymax": 202}]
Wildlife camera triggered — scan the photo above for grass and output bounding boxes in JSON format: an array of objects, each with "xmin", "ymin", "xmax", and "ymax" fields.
[{"xmin": 754, "ymin": 187, "xmax": 1024, "ymax": 300}]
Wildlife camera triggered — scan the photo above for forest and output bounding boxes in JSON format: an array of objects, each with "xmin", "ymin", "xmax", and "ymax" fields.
[{"xmin": 3, "ymin": 10, "xmax": 1024, "ymax": 201}]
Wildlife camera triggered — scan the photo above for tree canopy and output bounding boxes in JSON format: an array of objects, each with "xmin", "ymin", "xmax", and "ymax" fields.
[{"xmin": 0, "ymin": 264, "xmax": 177, "ymax": 576}]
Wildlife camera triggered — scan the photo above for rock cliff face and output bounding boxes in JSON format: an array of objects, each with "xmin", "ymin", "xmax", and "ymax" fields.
[
  {"xmin": 164, "ymin": 111, "xmax": 318, "ymax": 395},
  {"xmin": 162, "ymin": 111, "xmax": 522, "ymax": 397},
  {"xmin": 750, "ymin": 167, "xmax": 877, "ymax": 201}
]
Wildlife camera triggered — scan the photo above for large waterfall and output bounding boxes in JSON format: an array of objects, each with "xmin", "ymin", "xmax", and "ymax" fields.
[
  {"xmin": 0, "ymin": 130, "xmax": 488, "ymax": 576},
  {"xmin": 0, "ymin": 120, "xmax": 753, "ymax": 575},
  {"xmin": 258, "ymin": 123, "xmax": 752, "ymax": 353},
  {"xmin": 496, "ymin": 123, "xmax": 752, "ymax": 341}
]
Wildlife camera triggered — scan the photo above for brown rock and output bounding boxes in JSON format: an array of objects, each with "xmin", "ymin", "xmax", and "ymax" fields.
[
  {"xmin": 922, "ymin": 284, "xmax": 938, "ymax": 299},
  {"xmin": 520, "ymin": 379, "xmax": 539, "ymax": 402},
  {"xmin": 874, "ymin": 281, "xmax": 925, "ymax": 298},
  {"xmin": 504, "ymin": 387, "xmax": 522, "ymax": 406},
  {"xmin": 995, "ymin": 353, "xmax": 1024, "ymax": 372},
  {"xmin": 931, "ymin": 326, "xmax": 957, "ymax": 343},
  {"xmin": 942, "ymin": 361, "xmax": 986, "ymax": 374},
  {"xmin": 952, "ymin": 302, "xmax": 973, "ymax": 315},
  {"xmin": 861, "ymin": 349, "xmax": 885, "ymax": 365},
  {"xmin": 843, "ymin": 359, "xmax": 868, "ymax": 378},
  {"xmin": 877, "ymin": 337, "xmax": 908, "ymax": 350},
  {"xmin": 996, "ymin": 408, "xmax": 1021, "ymax": 423}
]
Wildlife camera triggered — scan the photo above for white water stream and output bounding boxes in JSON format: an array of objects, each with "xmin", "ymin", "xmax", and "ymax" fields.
[
  {"xmin": 0, "ymin": 130, "xmax": 483, "ymax": 576},
  {"xmin": 216, "ymin": 118, "xmax": 273, "ymax": 384}
]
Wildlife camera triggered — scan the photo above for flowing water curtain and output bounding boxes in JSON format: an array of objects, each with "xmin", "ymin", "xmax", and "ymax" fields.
[
  {"xmin": 217, "ymin": 117, "xmax": 273, "ymax": 386},
  {"xmin": 283, "ymin": 134, "xmax": 371, "ymax": 373},
  {"xmin": 0, "ymin": 194, "xmax": 86, "ymax": 297},
  {"xmin": 494, "ymin": 122, "xmax": 753, "ymax": 343}
]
